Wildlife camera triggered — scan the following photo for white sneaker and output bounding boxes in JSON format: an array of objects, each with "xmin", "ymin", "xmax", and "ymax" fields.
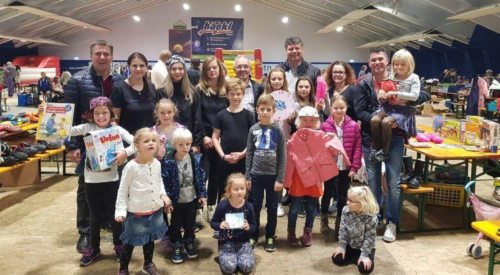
[
  {"xmin": 383, "ymin": 222, "xmax": 397, "ymax": 243},
  {"xmin": 195, "ymin": 209, "xmax": 204, "ymax": 227},
  {"xmin": 207, "ymin": 205, "xmax": 215, "ymax": 222},
  {"xmin": 277, "ymin": 203, "xmax": 285, "ymax": 217}
]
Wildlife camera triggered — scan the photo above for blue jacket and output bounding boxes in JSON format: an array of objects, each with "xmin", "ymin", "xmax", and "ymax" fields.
[{"xmin": 162, "ymin": 152, "xmax": 207, "ymax": 205}]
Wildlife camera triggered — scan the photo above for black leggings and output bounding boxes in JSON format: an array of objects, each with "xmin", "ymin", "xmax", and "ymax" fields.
[
  {"xmin": 370, "ymin": 111, "xmax": 396, "ymax": 154},
  {"xmin": 321, "ymin": 170, "xmax": 349, "ymax": 215},
  {"xmin": 119, "ymin": 241, "xmax": 154, "ymax": 271},
  {"xmin": 332, "ymin": 245, "xmax": 375, "ymax": 274}
]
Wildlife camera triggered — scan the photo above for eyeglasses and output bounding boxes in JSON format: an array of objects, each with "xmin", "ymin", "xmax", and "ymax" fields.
[
  {"xmin": 332, "ymin": 71, "xmax": 345, "ymax": 75},
  {"xmin": 236, "ymin": 64, "xmax": 250, "ymax": 69}
]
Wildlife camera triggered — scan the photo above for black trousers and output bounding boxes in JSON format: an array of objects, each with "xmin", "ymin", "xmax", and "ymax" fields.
[
  {"xmin": 85, "ymin": 180, "xmax": 122, "ymax": 248},
  {"xmin": 170, "ymin": 199, "xmax": 197, "ymax": 244},
  {"xmin": 77, "ymin": 175, "xmax": 90, "ymax": 234},
  {"xmin": 332, "ymin": 245, "xmax": 376, "ymax": 274},
  {"xmin": 205, "ymin": 148, "xmax": 220, "ymax": 205},
  {"xmin": 321, "ymin": 169, "xmax": 349, "ymax": 216},
  {"xmin": 214, "ymin": 158, "xmax": 246, "ymax": 203}
]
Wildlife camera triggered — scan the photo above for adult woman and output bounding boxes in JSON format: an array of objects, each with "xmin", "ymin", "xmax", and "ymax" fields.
[
  {"xmin": 324, "ymin": 61, "xmax": 357, "ymax": 120},
  {"xmin": 197, "ymin": 56, "xmax": 228, "ymax": 221},
  {"xmin": 111, "ymin": 52, "xmax": 157, "ymax": 135},
  {"xmin": 158, "ymin": 55, "xmax": 203, "ymax": 151}
]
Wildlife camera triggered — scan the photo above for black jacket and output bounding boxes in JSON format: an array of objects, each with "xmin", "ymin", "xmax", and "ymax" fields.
[
  {"xmin": 353, "ymin": 73, "xmax": 380, "ymax": 147},
  {"xmin": 279, "ymin": 59, "xmax": 321, "ymax": 88}
]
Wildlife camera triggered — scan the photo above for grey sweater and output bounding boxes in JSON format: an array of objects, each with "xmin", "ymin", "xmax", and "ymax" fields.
[
  {"xmin": 338, "ymin": 206, "xmax": 377, "ymax": 259},
  {"xmin": 245, "ymin": 123, "xmax": 286, "ymax": 182}
]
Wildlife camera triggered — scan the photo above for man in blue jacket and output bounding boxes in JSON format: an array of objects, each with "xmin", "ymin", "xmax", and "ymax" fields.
[{"xmin": 64, "ymin": 40, "xmax": 124, "ymax": 253}]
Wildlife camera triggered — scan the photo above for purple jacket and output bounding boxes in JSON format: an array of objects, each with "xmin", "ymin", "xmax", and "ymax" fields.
[{"xmin": 321, "ymin": 115, "xmax": 362, "ymax": 173}]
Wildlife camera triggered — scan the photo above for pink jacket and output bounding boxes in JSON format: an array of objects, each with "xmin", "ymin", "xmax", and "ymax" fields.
[
  {"xmin": 284, "ymin": 128, "xmax": 350, "ymax": 188},
  {"xmin": 321, "ymin": 115, "xmax": 362, "ymax": 173}
]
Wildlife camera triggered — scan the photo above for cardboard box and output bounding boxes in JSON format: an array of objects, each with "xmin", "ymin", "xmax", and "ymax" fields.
[
  {"xmin": 84, "ymin": 127, "xmax": 124, "ymax": 171},
  {"xmin": 461, "ymin": 120, "xmax": 482, "ymax": 145},
  {"xmin": 480, "ymin": 120, "xmax": 500, "ymax": 153},
  {"xmin": 422, "ymin": 102, "xmax": 448, "ymax": 117}
]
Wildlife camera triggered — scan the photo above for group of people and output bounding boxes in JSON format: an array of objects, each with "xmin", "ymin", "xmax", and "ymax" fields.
[{"xmin": 61, "ymin": 36, "xmax": 422, "ymax": 274}]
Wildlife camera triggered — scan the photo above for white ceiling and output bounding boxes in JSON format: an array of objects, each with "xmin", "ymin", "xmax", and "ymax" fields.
[{"xmin": 0, "ymin": 0, "xmax": 499, "ymax": 51}]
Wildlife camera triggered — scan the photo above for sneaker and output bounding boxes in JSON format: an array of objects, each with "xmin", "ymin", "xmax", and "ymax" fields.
[
  {"xmin": 185, "ymin": 242, "xmax": 199, "ymax": 259},
  {"xmin": 328, "ymin": 201, "xmax": 337, "ymax": 216},
  {"xmin": 206, "ymin": 205, "xmax": 215, "ymax": 222},
  {"xmin": 195, "ymin": 208, "xmax": 204, "ymax": 227},
  {"xmin": 171, "ymin": 245, "xmax": 184, "ymax": 264},
  {"xmin": 298, "ymin": 208, "xmax": 306, "ymax": 218},
  {"xmin": 249, "ymin": 238, "xmax": 257, "ymax": 250},
  {"xmin": 370, "ymin": 149, "xmax": 385, "ymax": 163},
  {"xmin": 383, "ymin": 222, "xmax": 397, "ymax": 243},
  {"xmin": 277, "ymin": 203, "xmax": 285, "ymax": 217},
  {"xmin": 114, "ymin": 244, "xmax": 123, "ymax": 262},
  {"xmin": 142, "ymin": 262, "xmax": 160, "ymax": 275},
  {"xmin": 79, "ymin": 248, "xmax": 100, "ymax": 266},
  {"xmin": 118, "ymin": 269, "xmax": 129, "ymax": 275},
  {"xmin": 264, "ymin": 236, "xmax": 277, "ymax": 252},
  {"xmin": 377, "ymin": 221, "xmax": 386, "ymax": 231},
  {"xmin": 315, "ymin": 210, "xmax": 322, "ymax": 219}
]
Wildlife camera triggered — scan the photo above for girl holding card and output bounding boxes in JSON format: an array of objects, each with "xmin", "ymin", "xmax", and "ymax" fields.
[{"xmin": 210, "ymin": 173, "xmax": 256, "ymax": 274}]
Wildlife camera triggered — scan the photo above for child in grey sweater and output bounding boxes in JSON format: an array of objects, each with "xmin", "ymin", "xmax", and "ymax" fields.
[{"xmin": 331, "ymin": 186, "xmax": 379, "ymax": 274}]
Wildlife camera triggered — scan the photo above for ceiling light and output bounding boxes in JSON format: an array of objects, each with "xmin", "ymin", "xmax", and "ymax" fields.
[
  {"xmin": 281, "ymin": 16, "xmax": 289, "ymax": 23},
  {"xmin": 74, "ymin": 57, "xmax": 79, "ymax": 60},
  {"xmin": 132, "ymin": 15, "xmax": 141, "ymax": 22},
  {"xmin": 336, "ymin": 26, "xmax": 343, "ymax": 32},
  {"xmin": 234, "ymin": 4, "xmax": 242, "ymax": 12},
  {"xmin": 389, "ymin": 43, "xmax": 395, "ymax": 46},
  {"xmin": 349, "ymin": 59, "xmax": 355, "ymax": 63},
  {"xmin": 418, "ymin": 38, "xmax": 425, "ymax": 42},
  {"xmin": 183, "ymin": 3, "xmax": 190, "ymax": 10}
]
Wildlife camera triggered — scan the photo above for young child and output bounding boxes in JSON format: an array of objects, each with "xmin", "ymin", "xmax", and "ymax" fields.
[
  {"xmin": 370, "ymin": 49, "xmax": 420, "ymax": 162},
  {"xmin": 115, "ymin": 128, "xmax": 171, "ymax": 275},
  {"xmin": 153, "ymin": 98, "xmax": 185, "ymax": 160},
  {"xmin": 246, "ymin": 94, "xmax": 286, "ymax": 251},
  {"xmin": 162, "ymin": 128, "xmax": 207, "ymax": 264},
  {"xmin": 320, "ymin": 95, "xmax": 362, "ymax": 239},
  {"xmin": 69, "ymin": 96, "xmax": 135, "ymax": 267},
  {"xmin": 285, "ymin": 106, "xmax": 349, "ymax": 247},
  {"xmin": 210, "ymin": 173, "xmax": 256, "ymax": 274},
  {"xmin": 331, "ymin": 186, "xmax": 379, "ymax": 274},
  {"xmin": 293, "ymin": 76, "xmax": 324, "ymax": 117},
  {"xmin": 212, "ymin": 78, "xmax": 256, "ymax": 203}
]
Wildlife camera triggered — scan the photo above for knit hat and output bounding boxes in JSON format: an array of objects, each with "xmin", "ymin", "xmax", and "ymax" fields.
[
  {"xmin": 298, "ymin": 106, "xmax": 319, "ymax": 118},
  {"xmin": 82, "ymin": 96, "xmax": 112, "ymax": 121},
  {"xmin": 166, "ymin": 55, "xmax": 185, "ymax": 70}
]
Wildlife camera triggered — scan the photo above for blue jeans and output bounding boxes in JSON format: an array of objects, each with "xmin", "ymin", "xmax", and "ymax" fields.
[
  {"xmin": 288, "ymin": 195, "xmax": 317, "ymax": 229},
  {"xmin": 250, "ymin": 175, "xmax": 278, "ymax": 239},
  {"xmin": 363, "ymin": 135, "xmax": 404, "ymax": 225}
]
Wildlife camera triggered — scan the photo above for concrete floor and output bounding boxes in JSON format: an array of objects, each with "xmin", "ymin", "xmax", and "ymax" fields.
[{"xmin": 0, "ymin": 96, "xmax": 498, "ymax": 274}]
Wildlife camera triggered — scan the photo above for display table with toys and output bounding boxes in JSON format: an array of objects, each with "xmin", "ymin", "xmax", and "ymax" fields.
[{"xmin": 471, "ymin": 221, "xmax": 500, "ymax": 275}]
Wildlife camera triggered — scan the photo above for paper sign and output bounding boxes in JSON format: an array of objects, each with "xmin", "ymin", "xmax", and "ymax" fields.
[
  {"xmin": 225, "ymin": 212, "xmax": 244, "ymax": 229},
  {"xmin": 271, "ymin": 90, "xmax": 295, "ymax": 122}
]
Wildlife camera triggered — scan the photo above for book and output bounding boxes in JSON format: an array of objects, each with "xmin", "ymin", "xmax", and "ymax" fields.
[
  {"xmin": 36, "ymin": 103, "xmax": 75, "ymax": 142},
  {"xmin": 83, "ymin": 127, "xmax": 124, "ymax": 171},
  {"xmin": 441, "ymin": 120, "xmax": 460, "ymax": 142}
]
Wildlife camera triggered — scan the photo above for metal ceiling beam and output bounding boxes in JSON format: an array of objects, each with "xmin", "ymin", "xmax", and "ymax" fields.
[
  {"xmin": 357, "ymin": 20, "xmax": 395, "ymax": 36},
  {"xmin": 370, "ymin": 15, "xmax": 412, "ymax": 30},
  {"xmin": 357, "ymin": 30, "xmax": 441, "ymax": 48},
  {"xmin": 324, "ymin": 0, "xmax": 354, "ymax": 9},
  {"xmin": 448, "ymin": 3, "xmax": 500, "ymax": 20},
  {"xmin": 0, "ymin": 33, "xmax": 69, "ymax": 46},
  {"xmin": 6, "ymin": 1, "xmax": 110, "ymax": 32},
  {"xmin": 317, "ymin": 5, "xmax": 378, "ymax": 33},
  {"xmin": 0, "ymin": 10, "xmax": 25, "ymax": 23},
  {"xmin": 293, "ymin": 0, "xmax": 343, "ymax": 17},
  {"xmin": 372, "ymin": 3, "xmax": 426, "ymax": 28},
  {"xmin": 284, "ymin": 0, "xmax": 340, "ymax": 19}
]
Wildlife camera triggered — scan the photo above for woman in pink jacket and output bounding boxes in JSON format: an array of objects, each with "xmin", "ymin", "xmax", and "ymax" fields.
[
  {"xmin": 284, "ymin": 106, "xmax": 349, "ymax": 247},
  {"xmin": 320, "ymin": 95, "xmax": 362, "ymax": 239}
]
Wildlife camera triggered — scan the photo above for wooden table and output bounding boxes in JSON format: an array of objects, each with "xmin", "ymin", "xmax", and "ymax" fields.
[{"xmin": 471, "ymin": 221, "xmax": 500, "ymax": 275}]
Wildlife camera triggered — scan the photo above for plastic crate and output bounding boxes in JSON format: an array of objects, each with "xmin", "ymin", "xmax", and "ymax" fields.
[{"xmin": 423, "ymin": 182, "xmax": 465, "ymax": 208}]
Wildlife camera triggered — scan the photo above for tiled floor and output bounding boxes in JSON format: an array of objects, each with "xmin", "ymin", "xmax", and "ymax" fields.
[{"xmin": 0, "ymin": 95, "xmax": 498, "ymax": 274}]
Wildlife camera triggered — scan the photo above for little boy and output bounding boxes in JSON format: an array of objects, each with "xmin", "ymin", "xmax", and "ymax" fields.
[
  {"xmin": 162, "ymin": 128, "xmax": 207, "ymax": 264},
  {"xmin": 212, "ymin": 78, "xmax": 256, "ymax": 202},
  {"xmin": 246, "ymin": 94, "xmax": 286, "ymax": 252}
]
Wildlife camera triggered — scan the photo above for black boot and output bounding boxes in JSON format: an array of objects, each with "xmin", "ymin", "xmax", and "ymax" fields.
[
  {"xmin": 408, "ymin": 160, "xmax": 425, "ymax": 189},
  {"xmin": 400, "ymin": 156, "xmax": 414, "ymax": 184}
]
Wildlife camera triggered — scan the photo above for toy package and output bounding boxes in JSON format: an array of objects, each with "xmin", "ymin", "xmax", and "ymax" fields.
[
  {"xmin": 36, "ymin": 103, "xmax": 74, "ymax": 142},
  {"xmin": 432, "ymin": 115, "xmax": 445, "ymax": 134},
  {"xmin": 461, "ymin": 120, "xmax": 482, "ymax": 146},
  {"xmin": 83, "ymin": 127, "xmax": 124, "ymax": 171},
  {"xmin": 480, "ymin": 120, "xmax": 500, "ymax": 153},
  {"xmin": 441, "ymin": 120, "xmax": 461, "ymax": 142}
]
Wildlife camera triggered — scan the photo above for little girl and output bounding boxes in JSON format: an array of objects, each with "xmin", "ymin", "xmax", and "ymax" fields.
[
  {"xmin": 285, "ymin": 106, "xmax": 348, "ymax": 247},
  {"xmin": 293, "ymin": 76, "xmax": 325, "ymax": 120},
  {"xmin": 69, "ymin": 96, "xmax": 135, "ymax": 267},
  {"xmin": 370, "ymin": 49, "xmax": 420, "ymax": 162},
  {"xmin": 210, "ymin": 173, "xmax": 256, "ymax": 274},
  {"xmin": 331, "ymin": 186, "xmax": 379, "ymax": 274},
  {"xmin": 320, "ymin": 95, "xmax": 362, "ymax": 239},
  {"xmin": 115, "ymin": 128, "xmax": 172, "ymax": 274},
  {"xmin": 153, "ymin": 98, "xmax": 185, "ymax": 160}
]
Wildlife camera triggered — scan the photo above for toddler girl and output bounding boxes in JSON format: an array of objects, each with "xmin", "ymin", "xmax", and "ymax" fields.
[
  {"xmin": 320, "ymin": 95, "xmax": 362, "ymax": 239},
  {"xmin": 153, "ymin": 98, "xmax": 185, "ymax": 160},
  {"xmin": 370, "ymin": 49, "xmax": 420, "ymax": 162},
  {"xmin": 70, "ymin": 96, "xmax": 134, "ymax": 267},
  {"xmin": 210, "ymin": 173, "xmax": 256, "ymax": 274},
  {"xmin": 115, "ymin": 128, "xmax": 172, "ymax": 274},
  {"xmin": 331, "ymin": 186, "xmax": 379, "ymax": 274}
]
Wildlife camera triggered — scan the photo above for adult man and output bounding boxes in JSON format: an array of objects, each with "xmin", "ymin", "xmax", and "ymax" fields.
[
  {"xmin": 353, "ymin": 47, "xmax": 404, "ymax": 243},
  {"xmin": 234, "ymin": 55, "xmax": 260, "ymax": 113},
  {"xmin": 64, "ymin": 40, "xmax": 124, "ymax": 253},
  {"xmin": 279, "ymin": 36, "xmax": 320, "ymax": 96},
  {"xmin": 187, "ymin": 57, "xmax": 201, "ymax": 86},
  {"xmin": 151, "ymin": 50, "xmax": 171, "ymax": 89}
]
